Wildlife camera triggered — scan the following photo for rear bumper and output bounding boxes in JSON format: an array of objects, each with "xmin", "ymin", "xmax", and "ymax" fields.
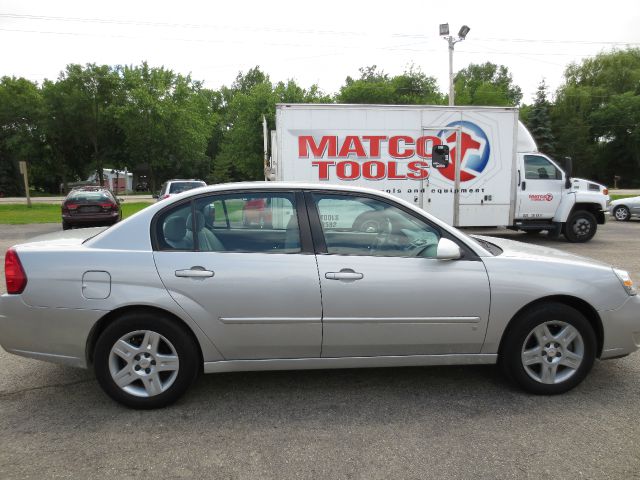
[
  {"xmin": 600, "ymin": 295, "xmax": 640, "ymax": 359},
  {"xmin": 62, "ymin": 211, "xmax": 120, "ymax": 225},
  {"xmin": 0, "ymin": 294, "xmax": 106, "ymax": 368}
]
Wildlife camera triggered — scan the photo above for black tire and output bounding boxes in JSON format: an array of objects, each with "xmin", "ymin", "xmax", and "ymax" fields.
[
  {"xmin": 613, "ymin": 205, "xmax": 631, "ymax": 222},
  {"xmin": 524, "ymin": 229, "xmax": 543, "ymax": 235},
  {"xmin": 62, "ymin": 221, "xmax": 71, "ymax": 230},
  {"xmin": 563, "ymin": 210, "xmax": 597, "ymax": 243},
  {"xmin": 94, "ymin": 311, "xmax": 199, "ymax": 409},
  {"xmin": 500, "ymin": 302, "xmax": 596, "ymax": 395}
]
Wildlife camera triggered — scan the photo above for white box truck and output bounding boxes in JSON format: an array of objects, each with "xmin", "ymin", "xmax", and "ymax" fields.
[{"xmin": 267, "ymin": 104, "xmax": 609, "ymax": 242}]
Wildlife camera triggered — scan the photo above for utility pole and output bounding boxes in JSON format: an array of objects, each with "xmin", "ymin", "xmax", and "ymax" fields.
[
  {"xmin": 439, "ymin": 24, "xmax": 471, "ymax": 106},
  {"xmin": 18, "ymin": 161, "xmax": 31, "ymax": 208}
]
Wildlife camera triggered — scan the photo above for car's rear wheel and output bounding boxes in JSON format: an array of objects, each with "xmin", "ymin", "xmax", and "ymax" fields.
[
  {"xmin": 563, "ymin": 210, "xmax": 597, "ymax": 243},
  {"xmin": 500, "ymin": 302, "xmax": 596, "ymax": 395},
  {"xmin": 94, "ymin": 311, "xmax": 199, "ymax": 409},
  {"xmin": 613, "ymin": 205, "xmax": 631, "ymax": 222},
  {"xmin": 62, "ymin": 221, "xmax": 71, "ymax": 230}
]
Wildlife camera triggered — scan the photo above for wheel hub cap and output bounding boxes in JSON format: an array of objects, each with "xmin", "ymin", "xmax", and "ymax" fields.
[
  {"xmin": 521, "ymin": 321, "xmax": 585, "ymax": 385},
  {"xmin": 108, "ymin": 330, "xmax": 180, "ymax": 398}
]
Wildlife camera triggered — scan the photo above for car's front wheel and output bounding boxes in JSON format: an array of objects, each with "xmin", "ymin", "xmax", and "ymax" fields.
[
  {"xmin": 94, "ymin": 311, "xmax": 199, "ymax": 409},
  {"xmin": 500, "ymin": 302, "xmax": 596, "ymax": 395},
  {"xmin": 613, "ymin": 205, "xmax": 631, "ymax": 222}
]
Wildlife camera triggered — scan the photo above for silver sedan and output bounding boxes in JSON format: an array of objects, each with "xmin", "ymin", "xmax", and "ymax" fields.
[
  {"xmin": 1, "ymin": 183, "xmax": 639, "ymax": 408},
  {"xmin": 609, "ymin": 195, "xmax": 640, "ymax": 221}
]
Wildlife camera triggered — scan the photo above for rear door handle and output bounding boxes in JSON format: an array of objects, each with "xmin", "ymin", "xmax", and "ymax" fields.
[
  {"xmin": 175, "ymin": 267, "xmax": 214, "ymax": 278},
  {"xmin": 325, "ymin": 270, "xmax": 363, "ymax": 281}
]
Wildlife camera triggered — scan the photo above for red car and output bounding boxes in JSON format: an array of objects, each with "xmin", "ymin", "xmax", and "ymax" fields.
[{"xmin": 61, "ymin": 188, "xmax": 122, "ymax": 230}]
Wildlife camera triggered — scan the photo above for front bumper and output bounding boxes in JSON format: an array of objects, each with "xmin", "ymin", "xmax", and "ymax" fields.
[
  {"xmin": 0, "ymin": 294, "xmax": 105, "ymax": 368},
  {"xmin": 600, "ymin": 294, "xmax": 640, "ymax": 359}
]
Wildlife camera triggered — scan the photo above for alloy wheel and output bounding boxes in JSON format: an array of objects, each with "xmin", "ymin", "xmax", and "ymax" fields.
[
  {"xmin": 108, "ymin": 330, "xmax": 180, "ymax": 398},
  {"xmin": 521, "ymin": 321, "xmax": 585, "ymax": 384}
]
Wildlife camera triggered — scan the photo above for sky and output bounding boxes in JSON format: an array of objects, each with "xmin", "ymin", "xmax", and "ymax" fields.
[{"xmin": 1, "ymin": 0, "xmax": 639, "ymax": 104}]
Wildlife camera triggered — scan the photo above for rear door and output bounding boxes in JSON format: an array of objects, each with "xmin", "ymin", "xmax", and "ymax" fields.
[{"xmin": 153, "ymin": 190, "xmax": 323, "ymax": 360}]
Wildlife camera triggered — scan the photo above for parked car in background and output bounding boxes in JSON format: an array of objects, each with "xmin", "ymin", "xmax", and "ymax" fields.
[
  {"xmin": 2, "ymin": 182, "xmax": 638, "ymax": 409},
  {"xmin": 609, "ymin": 196, "xmax": 640, "ymax": 221},
  {"xmin": 155, "ymin": 179, "xmax": 206, "ymax": 202},
  {"xmin": 61, "ymin": 187, "xmax": 122, "ymax": 230}
]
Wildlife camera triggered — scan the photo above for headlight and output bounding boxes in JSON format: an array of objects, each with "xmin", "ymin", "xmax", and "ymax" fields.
[{"xmin": 613, "ymin": 268, "xmax": 637, "ymax": 296}]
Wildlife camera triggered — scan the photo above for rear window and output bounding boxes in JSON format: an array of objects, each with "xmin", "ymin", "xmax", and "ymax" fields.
[
  {"xmin": 67, "ymin": 191, "xmax": 112, "ymax": 202},
  {"xmin": 169, "ymin": 181, "xmax": 206, "ymax": 194}
]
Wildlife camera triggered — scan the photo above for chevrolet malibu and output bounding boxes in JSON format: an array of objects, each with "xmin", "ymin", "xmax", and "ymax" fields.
[{"xmin": 1, "ymin": 183, "xmax": 639, "ymax": 409}]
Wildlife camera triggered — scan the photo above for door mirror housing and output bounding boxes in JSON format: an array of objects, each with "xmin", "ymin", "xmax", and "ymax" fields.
[
  {"xmin": 561, "ymin": 156, "xmax": 573, "ymax": 188},
  {"xmin": 432, "ymin": 145, "xmax": 450, "ymax": 169},
  {"xmin": 436, "ymin": 238, "xmax": 461, "ymax": 260}
]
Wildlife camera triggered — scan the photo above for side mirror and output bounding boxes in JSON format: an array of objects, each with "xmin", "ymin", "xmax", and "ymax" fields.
[
  {"xmin": 436, "ymin": 238, "xmax": 461, "ymax": 260},
  {"xmin": 562, "ymin": 156, "xmax": 573, "ymax": 188},
  {"xmin": 432, "ymin": 145, "xmax": 450, "ymax": 169}
]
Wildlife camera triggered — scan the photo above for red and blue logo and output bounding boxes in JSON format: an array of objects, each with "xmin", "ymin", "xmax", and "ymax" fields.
[{"xmin": 436, "ymin": 121, "xmax": 491, "ymax": 183}]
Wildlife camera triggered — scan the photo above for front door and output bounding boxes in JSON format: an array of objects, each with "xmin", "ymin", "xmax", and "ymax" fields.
[
  {"xmin": 153, "ymin": 191, "xmax": 322, "ymax": 360},
  {"xmin": 517, "ymin": 154, "xmax": 563, "ymax": 220},
  {"xmin": 309, "ymin": 192, "xmax": 491, "ymax": 358}
]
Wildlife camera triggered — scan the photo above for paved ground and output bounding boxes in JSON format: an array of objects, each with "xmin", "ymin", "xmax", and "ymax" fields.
[{"xmin": 0, "ymin": 220, "xmax": 639, "ymax": 479}]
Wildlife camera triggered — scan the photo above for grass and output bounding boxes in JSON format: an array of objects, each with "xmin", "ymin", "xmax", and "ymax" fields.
[
  {"xmin": 610, "ymin": 194, "xmax": 636, "ymax": 201},
  {"xmin": 0, "ymin": 202, "xmax": 152, "ymax": 225}
]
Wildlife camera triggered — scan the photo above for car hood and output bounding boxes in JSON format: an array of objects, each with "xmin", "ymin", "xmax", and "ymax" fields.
[
  {"xmin": 15, "ymin": 227, "xmax": 108, "ymax": 249},
  {"xmin": 472, "ymin": 235, "xmax": 611, "ymax": 270},
  {"xmin": 610, "ymin": 196, "xmax": 639, "ymax": 205}
]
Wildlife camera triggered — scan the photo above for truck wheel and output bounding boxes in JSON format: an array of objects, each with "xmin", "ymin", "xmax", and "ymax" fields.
[
  {"xmin": 563, "ymin": 210, "xmax": 597, "ymax": 243},
  {"xmin": 500, "ymin": 302, "xmax": 596, "ymax": 395},
  {"xmin": 94, "ymin": 311, "xmax": 199, "ymax": 409},
  {"xmin": 613, "ymin": 206, "xmax": 631, "ymax": 222}
]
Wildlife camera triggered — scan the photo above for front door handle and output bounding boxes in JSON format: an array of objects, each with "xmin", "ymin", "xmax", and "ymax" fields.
[
  {"xmin": 325, "ymin": 269, "xmax": 363, "ymax": 281},
  {"xmin": 175, "ymin": 267, "xmax": 214, "ymax": 278}
]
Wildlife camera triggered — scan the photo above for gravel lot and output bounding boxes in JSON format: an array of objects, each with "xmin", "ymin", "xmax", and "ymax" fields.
[{"xmin": 0, "ymin": 220, "xmax": 639, "ymax": 479}]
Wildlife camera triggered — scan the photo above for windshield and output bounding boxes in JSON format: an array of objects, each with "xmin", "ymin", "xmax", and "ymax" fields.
[{"xmin": 169, "ymin": 182, "xmax": 205, "ymax": 194}]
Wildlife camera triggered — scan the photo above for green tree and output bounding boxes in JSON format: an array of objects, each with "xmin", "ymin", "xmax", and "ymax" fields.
[
  {"xmin": 212, "ymin": 67, "xmax": 329, "ymax": 183},
  {"xmin": 0, "ymin": 77, "xmax": 44, "ymax": 196},
  {"xmin": 54, "ymin": 64, "xmax": 124, "ymax": 186},
  {"xmin": 41, "ymin": 78, "xmax": 93, "ymax": 192},
  {"xmin": 552, "ymin": 48, "xmax": 640, "ymax": 184},
  {"xmin": 525, "ymin": 80, "xmax": 556, "ymax": 155},
  {"xmin": 115, "ymin": 63, "xmax": 215, "ymax": 191},
  {"xmin": 337, "ymin": 65, "xmax": 443, "ymax": 105},
  {"xmin": 453, "ymin": 62, "xmax": 522, "ymax": 106}
]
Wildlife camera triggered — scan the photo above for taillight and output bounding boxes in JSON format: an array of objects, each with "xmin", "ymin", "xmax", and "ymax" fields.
[
  {"xmin": 66, "ymin": 203, "xmax": 78, "ymax": 210},
  {"xmin": 5, "ymin": 248, "xmax": 27, "ymax": 294},
  {"xmin": 99, "ymin": 202, "xmax": 117, "ymax": 211}
]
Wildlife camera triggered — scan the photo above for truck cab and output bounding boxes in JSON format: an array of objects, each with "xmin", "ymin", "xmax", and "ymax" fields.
[{"xmin": 513, "ymin": 124, "xmax": 608, "ymax": 242}]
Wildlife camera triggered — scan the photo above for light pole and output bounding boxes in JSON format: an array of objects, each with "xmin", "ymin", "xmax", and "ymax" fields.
[{"xmin": 440, "ymin": 24, "xmax": 470, "ymax": 106}]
